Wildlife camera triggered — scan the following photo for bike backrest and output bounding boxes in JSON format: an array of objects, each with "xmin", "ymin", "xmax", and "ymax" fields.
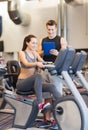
[
  {"xmin": 6, "ymin": 60, "xmax": 21, "ymax": 89},
  {"xmin": 71, "ymin": 51, "xmax": 87, "ymax": 73},
  {"xmin": 54, "ymin": 48, "xmax": 75, "ymax": 74}
]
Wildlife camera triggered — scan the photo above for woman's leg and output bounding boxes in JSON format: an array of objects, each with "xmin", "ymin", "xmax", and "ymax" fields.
[
  {"xmin": 16, "ymin": 73, "xmax": 43, "ymax": 104},
  {"xmin": 42, "ymin": 83, "xmax": 61, "ymax": 123},
  {"xmin": 42, "ymin": 82, "xmax": 61, "ymax": 100},
  {"xmin": 50, "ymin": 75, "xmax": 63, "ymax": 96},
  {"xmin": 33, "ymin": 73, "xmax": 43, "ymax": 103},
  {"xmin": 16, "ymin": 73, "xmax": 52, "ymax": 112}
]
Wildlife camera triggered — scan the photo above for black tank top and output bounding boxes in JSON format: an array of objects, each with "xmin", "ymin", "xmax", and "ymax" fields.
[{"xmin": 42, "ymin": 35, "xmax": 61, "ymax": 62}]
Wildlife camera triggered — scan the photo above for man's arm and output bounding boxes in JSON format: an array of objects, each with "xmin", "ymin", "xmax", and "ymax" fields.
[
  {"xmin": 50, "ymin": 37, "xmax": 68, "ymax": 56},
  {"xmin": 60, "ymin": 37, "xmax": 68, "ymax": 50},
  {"xmin": 37, "ymin": 39, "xmax": 44, "ymax": 57}
]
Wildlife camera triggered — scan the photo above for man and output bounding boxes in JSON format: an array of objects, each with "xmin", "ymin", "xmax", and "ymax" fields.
[
  {"xmin": 37, "ymin": 20, "xmax": 68, "ymax": 129},
  {"xmin": 38, "ymin": 19, "xmax": 68, "ymax": 62}
]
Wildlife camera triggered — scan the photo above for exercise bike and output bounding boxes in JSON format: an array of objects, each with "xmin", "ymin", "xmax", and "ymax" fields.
[
  {"xmin": 0, "ymin": 48, "xmax": 88, "ymax": 130},
  {"xmin": 53, "ymin": 49, "xmax": 88, "ymax": 130}
]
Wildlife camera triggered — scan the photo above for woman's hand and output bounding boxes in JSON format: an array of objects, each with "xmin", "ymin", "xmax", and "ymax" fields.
[{"xmin": 36, "ymin": 62, "xmax": 45, "ymax": 68}]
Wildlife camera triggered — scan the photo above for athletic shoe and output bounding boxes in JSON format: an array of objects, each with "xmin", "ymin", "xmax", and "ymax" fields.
[
  {"xmin": 38, "ymin": 102, "xmax": 43, "ymax": 113},
  {"xmin": 37, "ymin": 119, "xmax": 52, "ymax": 128},
  {"xmin": 50, "ymin": 120, "xmax": 62, "ymax": 130},
  {"xmin": 38, "ymin": 102, "xmax": 51, "ymax": 113},
  {"xmin": 50, "ymin": 123, "xmax": 59, "ymax": 130}
]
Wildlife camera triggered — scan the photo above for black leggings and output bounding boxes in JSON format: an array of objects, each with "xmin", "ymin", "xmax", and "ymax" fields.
[{"xmin": 16, "ymin": 73, "xmax": 61, "ymax": 104}]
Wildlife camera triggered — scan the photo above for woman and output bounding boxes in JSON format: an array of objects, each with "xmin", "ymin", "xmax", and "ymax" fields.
[{"xmin": 16, "ymin": 34, "xmax": 61, "ymax": 113}]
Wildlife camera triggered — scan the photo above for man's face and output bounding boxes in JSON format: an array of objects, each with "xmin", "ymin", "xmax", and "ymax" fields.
[{"xmin": 46, "ymin": 25, "xmax": 57, "ymax": 39}]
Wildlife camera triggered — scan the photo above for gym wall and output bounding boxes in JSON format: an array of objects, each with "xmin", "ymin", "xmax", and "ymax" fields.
[
  {"xmin": 0, "ymin": 0, "xmax": 88, "ymax": 55},
  {"xmin": 66, "ymin": 1, "xmax": 88, "ymax": 49},
  {"xmin": 0, "ymin": 0, "xmax": 58, "ymax": 52}
]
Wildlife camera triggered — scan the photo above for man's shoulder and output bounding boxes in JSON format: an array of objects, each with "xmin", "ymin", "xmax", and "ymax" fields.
[
  {"xmin": 56, "ymin": 35, "xmax": 61, "ymax": 39},
  {"xmin": 42, "ymin": 36, "xmax": 49, "ymax": 41}
]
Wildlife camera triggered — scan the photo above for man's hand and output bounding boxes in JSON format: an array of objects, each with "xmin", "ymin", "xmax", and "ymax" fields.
[{"xmin": 50, "ymin": 49, "xmax": 59, "ymax": 56}]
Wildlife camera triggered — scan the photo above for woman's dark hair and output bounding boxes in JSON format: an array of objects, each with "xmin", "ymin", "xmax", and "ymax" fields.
[
  {"xmin": 22, "ymin": 34, "xmax": 37, "ymax": 51},
  {"xmin": 46, "ymin": 20, "xmax": 57, "ymax": 27}
]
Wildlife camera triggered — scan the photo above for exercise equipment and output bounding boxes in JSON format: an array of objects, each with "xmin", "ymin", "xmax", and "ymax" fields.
[
  {"xmin": 0, "ymin": 61, "xmax": 39, "ymax": 129},
  {"xmin": 0, "ymin": 48, "xmax": 88, "ymax": 130},
  {"xmin": 0, "ymin": 60, "xmax": 54, "ymax": 129},
  {"xmin": 72, "ymin": 51, "xmax": 88, "ymax": 90},
  {"xmin": 53, "ymin": 49, "xmax": 88, "ymax": 130},
  {"xmin": 71, "ymin": 51, "xmax": 88, "ymax": 107},
  {"xmin": 0, "ymin": 68, "xmax": 14, "ymax": 114},
  {"xmin": 0, "ymin": 16, "xmax": 2, "ymax": 37}
]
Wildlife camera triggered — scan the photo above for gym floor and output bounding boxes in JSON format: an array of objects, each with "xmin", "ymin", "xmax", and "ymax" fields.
[{"xmin": 7, "ymin": 128, "xmax": 47, "ymax": 130}]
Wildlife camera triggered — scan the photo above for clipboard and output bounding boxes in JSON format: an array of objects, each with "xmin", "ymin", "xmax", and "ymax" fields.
[{"xmin": 42, "ymin": 42, "xmax": 55, "ymax": 56}]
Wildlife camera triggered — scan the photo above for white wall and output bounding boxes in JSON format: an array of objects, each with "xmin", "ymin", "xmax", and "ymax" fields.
[
  {"xmin": 0, "ymin": 0, "xmax": 58, "ymax": 53},
  {"xmin": 0, "ymin": 0, "xmax": 88, "ymax": 57},
  {"xmin": 67, "ymin": 1, "xmax": 88, "ymax": 49}
]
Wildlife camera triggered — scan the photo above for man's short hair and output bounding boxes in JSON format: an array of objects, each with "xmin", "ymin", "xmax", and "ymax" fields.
[{"xmin": 46, "ymin": 20, "xmax": 57, "ymax": 27}]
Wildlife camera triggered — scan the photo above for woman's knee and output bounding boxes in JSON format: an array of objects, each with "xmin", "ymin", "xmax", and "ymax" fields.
[{"xmin": 50, "ymin": 84, "xmax": 61, "ymax": 97}]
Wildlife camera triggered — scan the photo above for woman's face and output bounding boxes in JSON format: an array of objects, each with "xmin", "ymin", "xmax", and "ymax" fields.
[{"xmin": 27, "ymin": 37, "xmax": 38, "ymax": 51}]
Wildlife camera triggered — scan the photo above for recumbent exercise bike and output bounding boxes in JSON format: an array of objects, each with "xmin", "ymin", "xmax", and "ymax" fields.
[{"xmin": 0, "ymin": 48, "xmax": 88, "ymax": 130}]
